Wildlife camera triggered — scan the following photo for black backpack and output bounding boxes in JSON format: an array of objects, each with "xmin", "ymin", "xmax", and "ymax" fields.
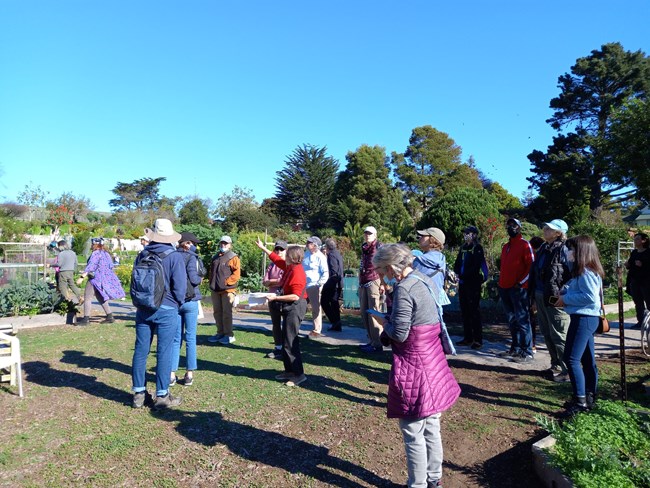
[
  {"xmin": 182, "ymin": 252, "xmax": 205, "ymax": 302},
  {"xmin": 130, "ymin": 248, "xmax": 174, "ymax": 310}
]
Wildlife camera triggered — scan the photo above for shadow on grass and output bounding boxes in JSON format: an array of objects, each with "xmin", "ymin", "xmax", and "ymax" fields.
[{"xmin": 160, "ymin": 408, "xmax": 402, "ymax": 488}]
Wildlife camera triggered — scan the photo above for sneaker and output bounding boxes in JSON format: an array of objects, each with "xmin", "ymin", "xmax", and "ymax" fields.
[
  {"xmin": 553, "ymin": 373, "xmax": 570, "ymax": 383},
  {"xmin": 132, "ymin": 391, "xmax": 152, "ymax": 409},
  {"xmin": 511, "ymin": 353, "xmax": 534, "ymax": 363},
  {"xmin": 548, "ymin": 365, "xmax": 563, "ymax": 377},
  {"xmin": 586, "ymin": 392, "xmax": 597, "ymax": 409},
  {"xmin": 218, "ymin": 335, "xmax": 236, "ymax": 345},
  {"xmin": 327, "ymin": 324, "xmax": 342, "ymax": 332},
  {"xmin": 265, "ymin": 349, "xmax": 283, "ymax": 360},
  {"xmin": 102, "ymin": 314, "xmax": 115, "ymax": 324},
  {"xmin": 75, "ymin": 316, "xmax": 90, "ymax": 326},
  {"xmin": 207, "ymin": 334, "xmax": 225, "ymax": 343},
  {"xmin": 557, "ymin": 400, "xmax": 589, "ymax": 419},
  {"xmin": 358, "ymin": 343, "xmax": 372, "ymax": 349},
  {"xmin": 153, "ymin": 392, "xmax": 182, "ymax": 410},
  {"xmin": 470, "ymin": 342, "xmax": 483, "ymax": 350},
  {"xmin": 183, "ymin": 374, "xmax": 193, "ymax": 386},
  {"xmin": 360, "ymin": 344, "xmax": 383, "ymax": 353},
  {"xmin": 275, "ymin": 372, "xmax": 295, "ymax": 381},
  {"xmin": 286, "ymin": 374, "xmax": 307, "ymax": 387},
  {"xmin": 309, "ymin": 331, "xmax": 323, "ymax": 338},
  {"xmin": 169, "ymin": 374, "xmax": 177, "ymax": 387},
  {"xmin": 497, "ymin": 349, "xmax": 516, "ymax": 358},
  {"xmin": 456, "ymin": 340, "xmax": 472, "ymax": 346},
  {"xmin": 428, "ymin": 480, "xmax": 443, "ymax": 488},
  {"xmin": 532, "ymin": 346, "xmax": 537, "ymax": 354}
]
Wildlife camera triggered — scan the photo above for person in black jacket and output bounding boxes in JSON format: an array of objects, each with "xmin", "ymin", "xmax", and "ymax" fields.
[
  {"xmin": 321, "ymin": 238, "xmax": 344, "ymax": 331},
  {"xmin": 454, "ymin": 226, "xmax": 488, "ymax": 349},
  {"xmin": 626, "ymin": 232, "xmax": 650, "ymax": 328}
]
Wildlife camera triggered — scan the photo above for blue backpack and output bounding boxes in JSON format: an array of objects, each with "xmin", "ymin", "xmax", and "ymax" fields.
[{"xmin": 130, "ymin": 248, "xmax": 174, "ymax": 310}]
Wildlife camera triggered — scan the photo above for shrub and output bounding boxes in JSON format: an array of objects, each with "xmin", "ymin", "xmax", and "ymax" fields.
[{"xmin": 113, "ymin": 264, "xmax": 133, "ymax": 291}]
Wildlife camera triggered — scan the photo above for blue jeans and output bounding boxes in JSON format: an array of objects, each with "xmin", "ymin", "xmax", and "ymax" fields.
[
  {"xmin": 171, "ymin": 300, "xmax": 199, "ymax": 372},
  {"xmin": 132, "ymin": 305, "xmax": 180, "ymax": 397},
  {"xmin": 498, "ymin": 286, "xmax": 532, "ymax": 356},
  {"xmin": 563, "ymin": 314, "xmax": 599, "ymax": 398}
]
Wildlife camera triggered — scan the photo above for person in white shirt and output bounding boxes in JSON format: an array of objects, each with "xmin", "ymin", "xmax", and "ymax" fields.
[{"xmin": 302, "ymin": 236, "xmax": 329, "ymax": 337}]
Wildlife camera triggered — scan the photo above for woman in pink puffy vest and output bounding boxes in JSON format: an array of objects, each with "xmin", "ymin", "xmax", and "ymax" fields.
[{"xmin": 373, "ymin": 243, "xmax": 461, "ymax": 488}]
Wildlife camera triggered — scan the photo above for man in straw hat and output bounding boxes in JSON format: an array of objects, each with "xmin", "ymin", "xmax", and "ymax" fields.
[{"xmin": 131, "ymin": 218, "xmax": 187, "ymax": 410}]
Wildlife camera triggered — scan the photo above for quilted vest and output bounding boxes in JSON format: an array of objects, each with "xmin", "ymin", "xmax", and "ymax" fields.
[{"xmin": 387, "ymin": 323, "xmax": 461, "ymax": 419}]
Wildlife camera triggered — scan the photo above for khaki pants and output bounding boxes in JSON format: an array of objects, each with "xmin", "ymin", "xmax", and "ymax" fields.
[
  {"xmin": 212, "ymin": 291, "xmax": 235, "ymax": 337},
  {"xmin": 306, "ymin": 285, "xmax": 323, "ymax": 333},
  {"xmin": 359, "ymin": 279, "xmax": 383, "ymax": 347},
  {"xmin": 58, "ymin": 270, "xmax": 81, "ymax": 304}
]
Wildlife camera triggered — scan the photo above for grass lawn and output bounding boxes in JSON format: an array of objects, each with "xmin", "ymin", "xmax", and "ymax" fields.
[{"xmin": 1, "ymin": 311, "xmax": 649, "ymax": 487}]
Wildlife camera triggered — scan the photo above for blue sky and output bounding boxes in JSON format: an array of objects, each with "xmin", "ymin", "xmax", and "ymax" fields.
[{"xmin": 1, "ymin": 1, "xmax": 648, "ymax": 213}]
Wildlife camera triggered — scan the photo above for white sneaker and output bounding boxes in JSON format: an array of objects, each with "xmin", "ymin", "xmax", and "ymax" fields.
[
  {"xmin": 219, "ymin": 335, "xmax": 236, "ymax": 345},
  {"xmin": 207, "ymin": 334, "xmax": 225, "ymax": 343}
]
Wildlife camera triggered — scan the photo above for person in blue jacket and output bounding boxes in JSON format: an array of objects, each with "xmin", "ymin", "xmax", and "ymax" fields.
[{"xmin": 555, "ymin": 235, "xmax": 604, "ymax": 417}]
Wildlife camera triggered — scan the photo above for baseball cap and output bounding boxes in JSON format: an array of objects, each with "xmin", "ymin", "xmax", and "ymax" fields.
[
  {"xmin": 506, "ymin": 218, "xmax": 522, "ymax": 227},
  {"xmin": 219, "ymin": 235, "xmax": 232, "ymax": 244},
  {"xmin": 416, "ymin": 227, "xmax": 446, "ymax": 245},
  {"xmin": 463, "ymin": 225, "xmax": 479, "ymax": 234},
  {"xmin": 544, "ymin": 219, "xmax": 568, "ymax": 234},
  {"xmin": 363, "ymin": 226, "xmax": 377, "ymax": 235},
  {"xmin": 306, "ymin": 236, "xmax": 322, "ymax": 247},
  {"xmin": 274, "ymin": 240, "xmax": 288, "ymax": 250},
  {"xmin": 180, "ymin": 231, "xmax": 200, "ymax": 244}
]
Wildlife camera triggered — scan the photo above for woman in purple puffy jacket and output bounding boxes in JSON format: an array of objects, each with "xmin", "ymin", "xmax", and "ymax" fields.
[{"xmin": 373, "ymin": 243, "xmax": 461, "ymax": 488}]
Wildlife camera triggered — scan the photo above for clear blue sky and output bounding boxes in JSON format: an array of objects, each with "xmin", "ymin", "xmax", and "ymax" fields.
[{"xmin": 1, "ymin": 1, "xmax": 648, "ymax": 213}]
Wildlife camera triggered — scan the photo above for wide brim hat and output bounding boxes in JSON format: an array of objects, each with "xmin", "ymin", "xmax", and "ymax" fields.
[{"xmin": 145, "ymin": 219, "xmax": 181, "ymax": 244}]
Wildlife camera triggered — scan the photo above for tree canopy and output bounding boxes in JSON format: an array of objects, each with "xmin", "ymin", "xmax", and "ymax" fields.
[
  {"xmin": 274, "ymin": 144, "xmax": 339, "ymax": 230},
  {"xmin": 528, "ymin": 43, "xmax": 650, "ymax": 217}
]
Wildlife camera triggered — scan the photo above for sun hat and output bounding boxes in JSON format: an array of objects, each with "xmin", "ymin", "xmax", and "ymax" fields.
[
  {"xmin": 180, "ymin": 231, "xmax": 200, "ymax": 244},
  {"xmin": 144, "ymin": 219, "xmax": 182, "ymax": 244},
  {"xmin": 416, "ymin": 227, "xmax": 446, "ymax": 245},
  {"xmin": 363, "ymin": 226, "xmax": 377, "ymax": 235},
  {"xmin": 544, "ymin": 219, "xmax": 569, "ymax": 234}
]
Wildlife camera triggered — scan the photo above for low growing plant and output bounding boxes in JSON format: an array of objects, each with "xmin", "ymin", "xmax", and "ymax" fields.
[
  {"xmin": 0, "ymin": 281, "xmax": 62, "ymax": 317},
  {"xmin": 537, "ymin": 400, "xmax": 650, "ymax": 488}
]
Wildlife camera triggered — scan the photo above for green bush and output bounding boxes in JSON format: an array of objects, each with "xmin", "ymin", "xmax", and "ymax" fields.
[
  {"xmin": 539, "ymin": 400, "xmax": 650, "ymax": 488},
  {"xmin": 113, "ymin": 264, "xmax": 133, "ymax": 292},
  {"xmin": 0, "ymin": 281, "xmax": 61, "ymax": 317}
]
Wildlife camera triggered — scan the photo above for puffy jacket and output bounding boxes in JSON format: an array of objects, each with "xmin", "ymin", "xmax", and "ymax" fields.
[
  {"xmin": 387, "ymin": 324, "xmax": 461, "ymax": 419},
  {"xmin": 530, "ymin": 238, "xmax": 572, "ymax": 301},
  {"xmin": 498, "ymin": 235, "xmax": 534, "ymax": 289}
]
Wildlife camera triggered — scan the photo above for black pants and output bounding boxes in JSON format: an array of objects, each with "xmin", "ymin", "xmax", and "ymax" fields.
[
  {"xmin": 281, "ymin": 299, "xmax": 308, "ymax": 376},
  {"xmin": 321, "ymin": 278, "xmax": 341, "ymax": 326},
  {"xmin": 459, "ymin": 282, "xmax": 483, "ymax": 344},
  {"xmin": 268, "ymin": 301, "xmax": 283, "ymax": 346},
  {"xmin": 629, "ymin": 280, "xmax": 650, "ymax": 325}
]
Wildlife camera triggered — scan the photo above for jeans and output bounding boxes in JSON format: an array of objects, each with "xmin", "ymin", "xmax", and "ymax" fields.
[
  {"xmin": 132, "ymin": 305, "xmax": 180, "ymax": 397},
  {"xmin": 534, "ymin": 291, "xmax": 569, "ymax": 372},
  {"xmin": 359, "ymin": 279, "xmax": 383, "ymax": 347},
  {"xmin": 564, "ymin": 314, "xmax": 599, "ymax": 398},
  {"xmin": 399, "ymin": 414, "xmax": 443, "ymax": 488},
  {"xmin": 498, "ymin": 286, "xmax": 532, "ymax": 356},
  {"xmin": 171, "ymin": 300, "xmax": 198, "ymax": 372}
]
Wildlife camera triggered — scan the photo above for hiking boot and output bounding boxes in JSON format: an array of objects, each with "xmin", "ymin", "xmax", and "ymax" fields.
[
  {"xmin": 218, "ymin": 335, "xmax": 236, "ymax": 345},
  {"xmin": 553, "ymin": 373, "xmax": 570, "ymax": 383},
  {"xmin": 153, "ymin": 393, "xmax": 182, "ymax": 410},
  {"xmin": 275, "ymin": 372, "xmax": 295, "ymax": 381},
  {"xmin": 586, "ymin": 392, "xmax": 597, "ymax": 409},
  {"xmin": 75, "ymin": 316, "xmax": 90, "ymax": 326},
  {"xmin": 497, "ymin": 349, "xmax": 516, "ymax": 358},
  {"xmin": 511, "ymin": 353, "xmax": 534, "ymax": 363},
  {"xmin": 132, "ymin": 391, "xmax": 153, "ymax": 409},
  {"xmin": 558, "ymin": 397, "xmax": 589, "ymax": 419},
  {"xmin": 286, "ymin": 374, "xmax": 307, "ymax": 387},
  {"xmin": 207, "ymin": 334, "xmax": 225, "ymax": 343},
  {"xmin": 102, "ymin": 313, "xmax": 115, "ymax": 324},
  {"xmin": 470, "ymin": 342, "xmax": 483, "ymax": 350},
  {"xmin": 327, "ymin": 323, "xmax": 342, "ymax": 332}
]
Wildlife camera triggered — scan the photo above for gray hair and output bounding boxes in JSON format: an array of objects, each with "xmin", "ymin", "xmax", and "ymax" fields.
[
  {"xmin": 57, "ymin": 240, "xmax": 70, "ymax": 250},
  {"xmin": 372, "ymin": 243, "xmax": 414, "ymax": 276},
  {"xmin": 324, "ymin": 238, "xmax": 337, "ymax": 251}
]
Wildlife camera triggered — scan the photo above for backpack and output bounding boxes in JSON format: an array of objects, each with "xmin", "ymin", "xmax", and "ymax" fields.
[
  {"xmin": 182, "ymin": 252, "xmax": 205, "ymax": 302},
  {"xmin": 130, "ymin": 248, "xmax": 174, "ymax": 310}
]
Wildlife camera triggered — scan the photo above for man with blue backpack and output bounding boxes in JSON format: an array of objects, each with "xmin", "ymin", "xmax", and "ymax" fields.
[{"xmin": 131, "ymin": 218, "xmax": 187, "ymax": 410}]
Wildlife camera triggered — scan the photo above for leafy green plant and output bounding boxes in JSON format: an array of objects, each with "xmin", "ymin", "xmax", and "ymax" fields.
[
  {"xmin": 0, "ymin": 281, "xmax": 61, "ymax": 317},
  {"xmin": 113, "ymin": 264, "xmax": 133, "ymax": 291},
  {"xmin": 538, "ymin": 400, "xmax": 650, "ymax": 488}
]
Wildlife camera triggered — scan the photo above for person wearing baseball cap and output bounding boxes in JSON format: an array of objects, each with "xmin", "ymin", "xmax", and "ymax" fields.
[
  {"xmin": 413, "ymin": 227, "xmax": 450, "ymax": 307},
  {"xmin": 454, "ymin": 225, "xmax": 489, "ymax": 349},
  {"xmin": 497, "ymin": 217, "xmax": 535, "ymax": 363},
  {"xmin": 529, "ymin": 218, "xmax": 571, "ymax": 381},
  {"xmin": 207, "ymin": 235, "xmax": 241, "ymax": 345},
  {"xmin": 359, "ymin": 225, "xmax": 384, "ymax": 353},
  {"xmin": 263, "ymin": 240, "xmax": 288, "ymax": 359},
  {"xmin": 303, "ymin": 235, "xmax": 329, "ymax": 337}
]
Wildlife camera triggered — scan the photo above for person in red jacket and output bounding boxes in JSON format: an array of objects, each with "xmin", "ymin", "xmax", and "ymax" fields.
[{"xmin": 497, "ymin": 218, "xmax": 535, "ymax": 363}]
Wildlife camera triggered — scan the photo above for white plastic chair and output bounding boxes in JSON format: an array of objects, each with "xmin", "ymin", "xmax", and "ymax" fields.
[{"xmin": 0, "ymin": 331, "xmax": 23, "ymax": 397}]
